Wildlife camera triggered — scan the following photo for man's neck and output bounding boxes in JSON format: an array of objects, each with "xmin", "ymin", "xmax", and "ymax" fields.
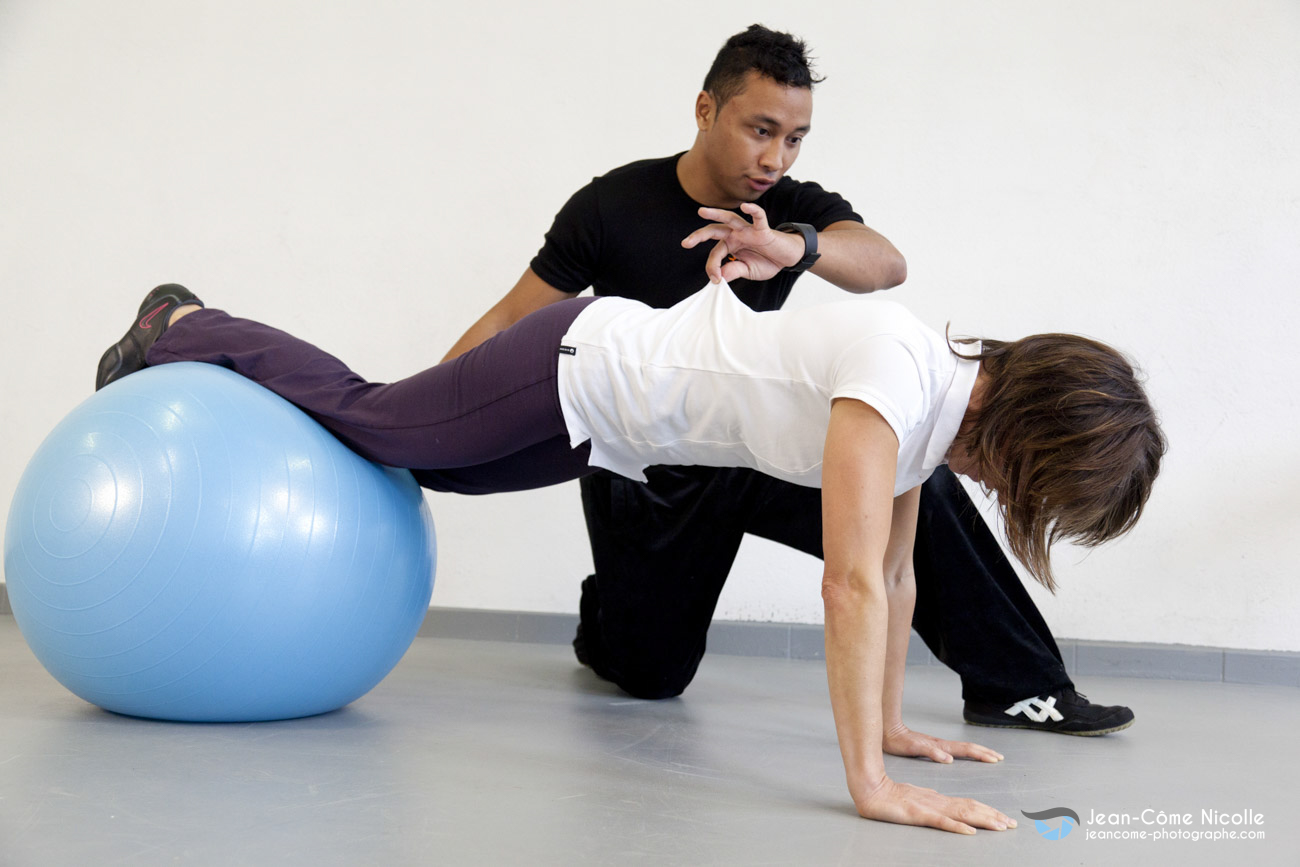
[{"xmin": 675, "ymin": 146, "xmax": 738, "ymax": 209}]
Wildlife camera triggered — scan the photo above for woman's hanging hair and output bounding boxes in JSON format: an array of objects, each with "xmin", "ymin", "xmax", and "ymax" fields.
[{"xmin": 950, "ymin": 333, "xmax": 1166, "ymax": 592}]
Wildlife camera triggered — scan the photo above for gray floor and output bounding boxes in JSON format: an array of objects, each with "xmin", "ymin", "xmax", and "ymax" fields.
[{"xmin": 2, "ymin": 617, "xmax": 1297, "ymax": 866}]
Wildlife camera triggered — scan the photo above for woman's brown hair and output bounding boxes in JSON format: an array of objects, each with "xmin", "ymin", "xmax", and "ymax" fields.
[{"xmin": 951, "ymin": 334, "xmax": 1166, "ymax": 592}]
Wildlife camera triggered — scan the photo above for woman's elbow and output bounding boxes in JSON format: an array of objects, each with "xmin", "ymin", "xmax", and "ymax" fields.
[
  {"xmin": 882, "ymin": 564, "xmax": 915, "ymax": 593},
  {"xmin": 821, "ymin": 569, "xmax": 885, "ymax": 608}
]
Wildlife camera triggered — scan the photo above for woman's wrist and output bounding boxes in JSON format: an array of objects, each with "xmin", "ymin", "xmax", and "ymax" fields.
[{"xmin": 847, "ymin": 767, "xmax": 891, "ymax": 809}]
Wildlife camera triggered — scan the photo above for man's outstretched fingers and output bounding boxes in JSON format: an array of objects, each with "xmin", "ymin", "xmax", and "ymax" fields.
[
  {"xmin": 680, "ymin": 222, "xmax": 729, "ymax": 250},
  {"xmin": 697, "ymin": 206, "xmax": 750, "ymax": 228},
  {"xmin": 739, "ymin": 201, "xmax": 771, "ymax": 229}
]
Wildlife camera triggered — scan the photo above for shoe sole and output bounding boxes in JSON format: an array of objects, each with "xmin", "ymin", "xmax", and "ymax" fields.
[
  {"xmin": 964, "ymin": 717, "xmax": 1134, "ymax": 736},
  {"xmin": 96, "ymin": 343, "xmax": 128, "ymax": 391}
]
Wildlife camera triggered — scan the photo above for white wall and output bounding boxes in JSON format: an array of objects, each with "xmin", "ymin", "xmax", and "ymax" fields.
[{"xmin": 2, "ymin": 0, "xmax": 1297, "ymax": 651}]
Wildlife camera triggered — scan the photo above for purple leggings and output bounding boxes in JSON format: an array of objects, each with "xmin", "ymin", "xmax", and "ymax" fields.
[{"xmin": 147, "ymin": 297, "xmax": 601, "ymax": 494}]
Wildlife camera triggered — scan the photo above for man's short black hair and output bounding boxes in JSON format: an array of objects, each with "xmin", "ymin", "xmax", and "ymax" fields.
[{"xmin": 701, "ymin": 24, "xmax": 823, "ymax": 108}]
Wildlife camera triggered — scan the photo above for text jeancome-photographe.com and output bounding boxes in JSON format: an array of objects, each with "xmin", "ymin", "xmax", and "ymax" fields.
[{"xmin": 1086, "ymin": 808, "xmax": 1264, "ymax": 842}]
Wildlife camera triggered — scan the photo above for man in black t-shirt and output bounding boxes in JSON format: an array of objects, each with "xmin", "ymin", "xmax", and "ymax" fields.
[
  {"xmin": 443, "ymin": 25, "xmax": 1134, "ymax": 737},
  {"xmin": 522, "ymin": 153, "xmax": 863, "ymax": 312}
]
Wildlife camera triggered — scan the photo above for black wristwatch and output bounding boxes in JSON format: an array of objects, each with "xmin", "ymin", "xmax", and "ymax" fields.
[{"xmin": 774, "ymin": 222, "xmax": 821, "ymax": 273}]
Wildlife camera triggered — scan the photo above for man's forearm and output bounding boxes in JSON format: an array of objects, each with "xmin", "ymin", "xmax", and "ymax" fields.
[
  {"xmin": 810, "ymin": 223, "xmax": 908, "ymax": 294},
  {"xmin": 441, "ymin": 310, "xmax": 511, "ymax": 362},
  {"xmin": 440, "ymin": 267, "xmax": 577, "ymax": 363}
]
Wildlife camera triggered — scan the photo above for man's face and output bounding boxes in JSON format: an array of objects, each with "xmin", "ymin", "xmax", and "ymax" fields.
[{"xmin": 696, "ymin": 71, "xmax": 813, "ymax": 206}]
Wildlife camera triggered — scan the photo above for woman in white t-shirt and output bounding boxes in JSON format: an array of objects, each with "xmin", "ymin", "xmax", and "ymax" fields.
[{"xmin": 98, "ymin": 277, "xmax": 1164, "ymax": 836}]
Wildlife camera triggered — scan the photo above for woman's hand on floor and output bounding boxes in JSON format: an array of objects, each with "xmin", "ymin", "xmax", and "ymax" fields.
[
  {"xmin": 855, "ymin": 776, "xmax": 1017, "ymax": 835},
  {"xmin": 882, "ymin": 722, "xmax": 1004, "ymax": 764}
]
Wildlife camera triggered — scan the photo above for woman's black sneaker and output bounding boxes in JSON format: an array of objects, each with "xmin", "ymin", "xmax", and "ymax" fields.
[
  {"xmin": 964, "ymin": 688, "xmax": 1135, "ymax": 736},
  {"xmin": 95, "ymin": 284, "xmax": 203, "ymax": 390}
]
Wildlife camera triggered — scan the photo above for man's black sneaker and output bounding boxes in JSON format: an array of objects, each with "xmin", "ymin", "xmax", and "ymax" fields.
[
  {"xmin": 964, "ymin": 688, "xmax": 1135, "ymax": 736},
  {"xmin": 96, "ymin": 284, "xmax": 204, "ymax": 390}
]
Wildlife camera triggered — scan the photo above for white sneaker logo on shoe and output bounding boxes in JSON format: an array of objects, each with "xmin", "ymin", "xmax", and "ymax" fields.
[{"xmin": 1005, "ymin": 696, "xmax": 1064, "ymax": 723}]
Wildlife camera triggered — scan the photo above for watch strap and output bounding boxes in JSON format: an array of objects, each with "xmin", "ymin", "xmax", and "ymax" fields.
[{"xmin": 774, "ymin": 222, "xmax": 821, "ymax": 273}]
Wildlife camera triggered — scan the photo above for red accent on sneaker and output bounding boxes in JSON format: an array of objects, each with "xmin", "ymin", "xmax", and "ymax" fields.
[{"xmin": 138, "ymin": 303, "xmax": 168, "ymax": 330}]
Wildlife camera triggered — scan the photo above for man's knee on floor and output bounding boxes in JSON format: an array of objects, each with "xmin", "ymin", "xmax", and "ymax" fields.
[
  {"xmin": 611, "ymin": 667, "xmax": 692, "ymax": 701},
  {"xmin": 577, "ymin": 624, "xmax": 700, "ymax": 699},
  {"xmin": 583, "ymin": 640, "xmax": 699, "ymax": 699},
  {"xmin": 577, "ymin": 576, "xmax": 708, "ymax": 699}
]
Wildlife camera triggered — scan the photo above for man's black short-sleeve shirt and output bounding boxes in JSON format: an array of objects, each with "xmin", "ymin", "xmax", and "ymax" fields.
[{"xmin": 530, "ymin": 153, "xmax": 863, "ymax": 312}]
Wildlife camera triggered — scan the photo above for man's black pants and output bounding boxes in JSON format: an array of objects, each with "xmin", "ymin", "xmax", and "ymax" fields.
[{"xmin": 577, "ymin": 464, "xmax": 1073, "ymax": 704}]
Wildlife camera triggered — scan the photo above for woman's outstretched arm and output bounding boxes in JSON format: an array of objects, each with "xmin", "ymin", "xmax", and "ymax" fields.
[
  {"xmin": 878, "ymin": 488, "xmax": 1006, "ymax": 766},
  {"xmin": 820, "ymin": 398, "xmax": 1013, "ymax": 834}
]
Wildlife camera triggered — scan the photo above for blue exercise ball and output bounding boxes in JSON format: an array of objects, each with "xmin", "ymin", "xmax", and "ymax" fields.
[{"xmin": 4, "ymin": 362, "xmax": 435, "ymax": 722}]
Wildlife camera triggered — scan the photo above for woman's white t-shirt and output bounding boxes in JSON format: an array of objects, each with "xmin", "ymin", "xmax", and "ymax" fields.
[{"xmin": 557, "ymin": 281, "xmax": 978, "ymax": 496}]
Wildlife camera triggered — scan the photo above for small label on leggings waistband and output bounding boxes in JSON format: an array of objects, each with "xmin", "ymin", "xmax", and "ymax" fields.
[{"xmin": 558, "ymin": 345, "xmax": 577, "ymax": 356}]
